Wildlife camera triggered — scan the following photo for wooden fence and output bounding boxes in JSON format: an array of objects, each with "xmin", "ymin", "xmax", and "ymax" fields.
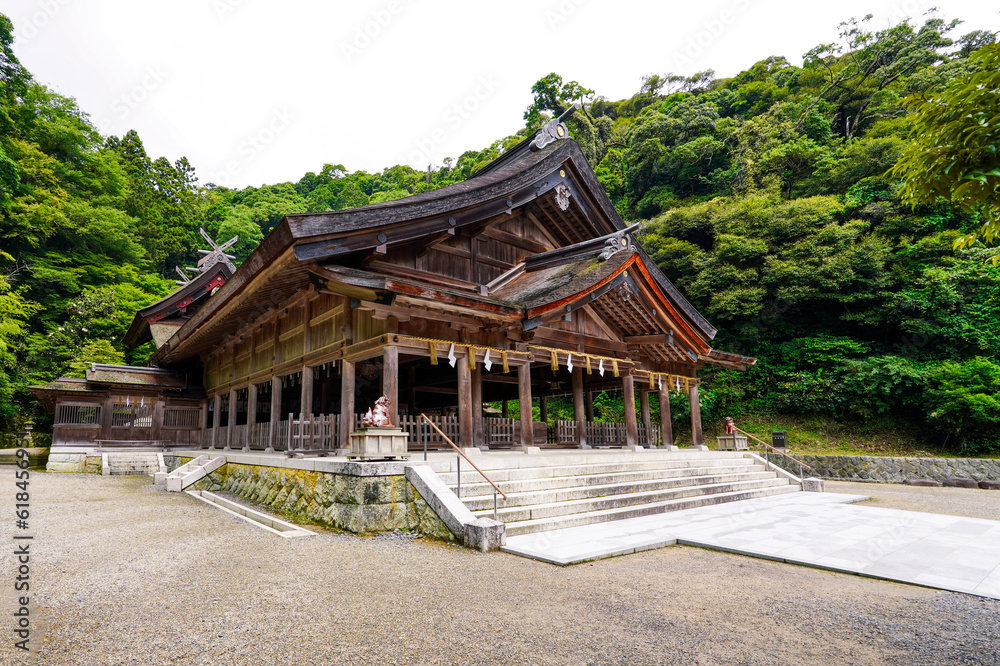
[{"xmin": 205, "ymin": 414, "xmax": 661, "ymax": 451}]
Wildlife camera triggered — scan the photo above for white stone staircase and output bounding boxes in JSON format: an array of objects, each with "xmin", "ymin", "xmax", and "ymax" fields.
[
  {"xmin": 158, "ymin": 455, "xmax": 227, "ymax": 492},
  {"xmin": 102, "ymin": 452, "xmax": 164, "ymax": 477},
  {"xmin": 439, "ymin": 452, "xmax": 801, "ymax": 537}
]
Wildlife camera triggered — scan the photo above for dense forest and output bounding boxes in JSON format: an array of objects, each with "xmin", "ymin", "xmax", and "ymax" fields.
[{"xmin": 1, "ymin": 13, "xmax": 998, "ymax": 452}]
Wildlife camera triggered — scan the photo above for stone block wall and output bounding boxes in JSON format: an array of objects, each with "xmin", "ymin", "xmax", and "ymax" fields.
[
  {"xmin": 772, "ymin": 454, "xmax": 1000, "ymax": 483},
  {"xmin": 168, "ymin": 457, "xmax": 455, "ymax": 542}
]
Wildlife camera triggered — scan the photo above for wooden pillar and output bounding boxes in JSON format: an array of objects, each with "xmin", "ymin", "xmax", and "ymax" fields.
[
  {"xmin": 382, "ymin": 345, "xmax": 399, "ymax": 426},
  {"xmin": 150, "ymin": 398, "xmax": 163, "ymax": 442},
  {"xmin": 539, "ymin": 395, "xmax": 548, "ymax": 423},
  {"xmin": 472, "ymin": 366, "xmax": 483, "ymax": 448},
  {"xmin": 585, "ymin": 390, "xmax": 594, "ymax": 422},
  {"xmin": 689, "ymin": 383, "xmax": 705, "ymax": 448},
  {"xmin": 339, "ymin": 360, "xmax": 355, "ymax": 450},
  {"xmin": 199, "ymin": 402, "xmax": 209, "ymax": 448},
  {"xmin": 301, "ymin": 365, "xmax": 314, "ymax": 418},
  {"xmin": 226, "ymin": 388, "xmax": 237, "ymax": 449},
  {"xmin": 639, "ymin": 389, "xmax": 652, "ymax": 446},
  {"xmin": 457, "ymin": 358, "xmax": 473, "ymax": 448},
  {"xmin": 517, "ymin": 363, "xmax": 533, "ymax": 448},
  {"xmin": 211, "ymin": 394, "xmax": 222, "ymax": 449},
  {"xmin": 572, "ymin": 367, "xmax": 588, "ymax": 449},
  {"xmin": 267, "ymin": 379, "xmax": 280, "ymax": 452},
  {"xmin": 659, "ymin": 383, "xmax": 673, "ymax": 448},
  {"xmin": 501, "ymin": 400, "xmax": 509, "ymax": 418},
  {"xmin": 623, "ymin": 374, "xmax": 639, "ymax": 449},
  {"xmin": 247, "ymin": 384, "xmax": 258, "ymax": 426}
]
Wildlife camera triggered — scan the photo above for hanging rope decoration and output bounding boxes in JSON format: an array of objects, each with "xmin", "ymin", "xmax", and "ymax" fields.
[
  {"xmin": 550, "ymin": 350, "xmax": 559, "ymax": 371},
  {"xmin": 396, "ymin": 336, "xmax": 521, "ymax": 374}
]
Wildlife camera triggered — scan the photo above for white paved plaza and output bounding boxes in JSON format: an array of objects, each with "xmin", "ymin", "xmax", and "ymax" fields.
[{"xmin": 503, "ymin": 491, "xmax": 1000, "ymax": 600}]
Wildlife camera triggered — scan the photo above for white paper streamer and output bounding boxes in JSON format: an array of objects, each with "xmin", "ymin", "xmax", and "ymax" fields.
[
  {"xmin": 598, "ymin": 359, "xmax": 605, "ymax": 377},
  {"xmin": 447, "ymin": 344, "xmax": 457, "ymax": 368},
  {"xmin": 566, "ymin": 354, "xmax": 574, "ymax": 373},
  {"xmin": 483, "ymin": 349, "xmax": 493, "ymax": 372}
]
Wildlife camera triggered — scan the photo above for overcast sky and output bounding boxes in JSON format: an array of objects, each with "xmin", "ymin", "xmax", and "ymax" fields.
[{"xmin": 6, "ymin": 0, "xmax": 998, "ymax": 188}]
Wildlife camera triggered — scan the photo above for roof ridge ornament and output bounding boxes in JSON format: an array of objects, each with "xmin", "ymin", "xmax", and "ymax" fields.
[
  {"xmin": 173, "ymin": 228, "xmax": 238, "ymax": 285},
  {"xmin": 530, "ymin": 103, "xmax": 577, "ymax": 152},
  {"xmin": 599, "ymin": 232, "xmax": 630, "ymax": 261}
]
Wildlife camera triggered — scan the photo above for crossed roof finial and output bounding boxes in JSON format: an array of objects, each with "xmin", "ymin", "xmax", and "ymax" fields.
[{"xmin": 172, "ymin": 228, "xmax": 238, "ymax": 285}]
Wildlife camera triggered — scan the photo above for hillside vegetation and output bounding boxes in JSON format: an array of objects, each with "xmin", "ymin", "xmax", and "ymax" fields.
[{"xmin": 1, "ymin": 13, "xmax": 998, "ymax": 454}]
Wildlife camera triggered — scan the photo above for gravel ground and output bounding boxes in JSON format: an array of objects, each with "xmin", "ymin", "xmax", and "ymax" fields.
[{"xmin": 3, "ymin": 469, "xmax": 1000, "ymax": 666}]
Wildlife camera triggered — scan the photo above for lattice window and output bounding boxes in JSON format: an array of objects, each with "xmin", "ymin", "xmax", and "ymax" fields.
[
  {"xmin": 163, "ymin": 408, "xmax": 200, "ymax": 429},
  {"xmin": 55, "ymin": 404, "xmax": 101, "ymax": 426}
]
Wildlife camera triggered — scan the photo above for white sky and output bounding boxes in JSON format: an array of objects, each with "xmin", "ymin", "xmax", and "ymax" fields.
[{"xmin": 6, "ymin": 0, "xmax": 998, "ymax": 188}]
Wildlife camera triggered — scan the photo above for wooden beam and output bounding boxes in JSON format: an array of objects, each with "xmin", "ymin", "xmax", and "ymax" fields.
[{"xmin": 625, "ymin": 334, "xmax": 673, "ymax": 346}]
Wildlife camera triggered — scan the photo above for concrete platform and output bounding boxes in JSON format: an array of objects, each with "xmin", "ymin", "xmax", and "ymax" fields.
[{"xmin": 502, "ymin": 491, "xmax": 1000, "ymax": 600}]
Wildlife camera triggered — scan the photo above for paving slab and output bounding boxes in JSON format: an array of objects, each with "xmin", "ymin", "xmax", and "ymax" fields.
[{"xmin": 501, "ymin": 491, "xmax": 1000, "ymax": 600}]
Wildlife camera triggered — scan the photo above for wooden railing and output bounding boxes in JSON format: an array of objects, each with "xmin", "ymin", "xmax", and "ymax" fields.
[{"xmin": 206, "ymin": 414, "xmax": 664, "ymax": 452}]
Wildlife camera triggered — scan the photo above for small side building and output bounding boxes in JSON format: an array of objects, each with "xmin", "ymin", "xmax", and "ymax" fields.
[{"xmin": 31, "ymin": 120, "xmax": 754, "ymax": 457}]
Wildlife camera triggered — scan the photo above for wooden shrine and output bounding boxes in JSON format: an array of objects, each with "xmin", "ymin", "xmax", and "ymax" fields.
[{"xmin": 32, "ymin": 115, "xmax": 754, "ymax": 452}]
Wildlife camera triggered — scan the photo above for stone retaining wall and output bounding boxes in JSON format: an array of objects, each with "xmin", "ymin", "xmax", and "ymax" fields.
[
  {"xmin": 167, "ymin": 456, "xmax": 455, "ymax": 542},
  {"xmin": 772, "ymin": 454, "xmax": 1000, "ymax": 483},
  {"xmin": 45, "ymin": 453, "xmax": 100, "ymax": 473}
]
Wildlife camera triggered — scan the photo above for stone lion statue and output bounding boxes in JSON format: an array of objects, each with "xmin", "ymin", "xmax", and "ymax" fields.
[{"xmin": 362, "ymin": 395, "xmax": 393, "ymax": 428}]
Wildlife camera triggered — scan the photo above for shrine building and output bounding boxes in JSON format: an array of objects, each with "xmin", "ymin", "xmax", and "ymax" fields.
[{"xmin": 31, "ymin": 116, "xmax": 755, "ymax": 456}]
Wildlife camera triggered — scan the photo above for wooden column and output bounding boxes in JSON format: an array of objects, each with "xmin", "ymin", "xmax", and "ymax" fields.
[
  {"xmin": 689, "ymin": 383, "xmax": 705, "ymax": 448},
  {"xmin": 382, "ymin": 345, "xmax": 399, "ymax": 426},
  {"xmin": 226, "ymin": 388, "xmax": 237, "ymax": 449},
  {"xmin": 639, "ymin": 389, "xmax": 652, "ymax": 446},
  {"xmin": 517, "ymin": 363, "xmax": 533, "ymax": 448},
  {"xmin": 211, "ymin": 394, "xmax": 222, "ymax": 449},
  {"xmin": 539, "ymin": 395, "xmax": 548, "ymax": 423},
  {"xmin": 585, "ymin": 390, "xmax": 594, "ymax": 421},
  {"xmin": 339, "ymin": 360, "xmax": 355, "ymax": 450},
  {"xmin": 300, "ymin": 365, "xmax": 314, "ymax": 418},
  {"xmin": 501, "ymin": 400, "xmax": 509, "ymax": 418},
  {"xmin": 150, "ymin": 398, "xmax": 163, "ymax": 442},
  {"xmin": 199, "ymin": 402, "xmax": 209, "ymax": 448},
  {"xmin": 659, "ymin": 383, "xmax": 673, "ymax": 447},
  {"xmin": 623, "ymin": 374, "xmax": 639, "ymax": 449},
  {"xmin": 572, "ymin": 367, "xmax": 588, "ymax": 449},
  {"xmin": 247, "ymin": 383, "xmax": 258, "ymax": 426},
  {"xmin": 457, "ymin": 358, "xmax": 473, "ymax": 448},
  {"xmin": 471, "ymin": 366, "xmax": 484, "ymax": 449},
  {"xmin": 267, "ymin": 379, "xmax": 280, "ymax": 452}
]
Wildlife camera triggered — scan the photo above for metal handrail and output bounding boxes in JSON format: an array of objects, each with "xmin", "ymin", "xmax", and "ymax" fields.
[
  {"xmin": 732, "ymin": 426, "xmax": 812, "ymax": 478},
  {"xmin": 420, "ymin": 413, "xmax": 508, "ymax": 502}
]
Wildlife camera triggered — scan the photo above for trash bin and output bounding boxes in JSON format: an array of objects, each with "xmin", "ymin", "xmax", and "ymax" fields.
[{"xmin": 772, "ymin": 430, "xmax": 787, "ymax": 449}]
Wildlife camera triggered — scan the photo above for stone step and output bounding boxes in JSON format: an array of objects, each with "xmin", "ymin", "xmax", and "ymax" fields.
[
  {"xmin": 451, "ymin": 464, "xmax": 770, "ymax": 498},
  {"xmin": 474, "ymin": 477, "xmax": 793, "ymax": 523},
  {"xmin": 498, "ymin": 484, "xmax": 802, "ymax": 537},
  {"xmin": 436, "ymin": 457, "xmax": 757, "ymax": 485},
  {"xmin": 459, "ymin": 470, "xmax": 780, "ymax": 510}
]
